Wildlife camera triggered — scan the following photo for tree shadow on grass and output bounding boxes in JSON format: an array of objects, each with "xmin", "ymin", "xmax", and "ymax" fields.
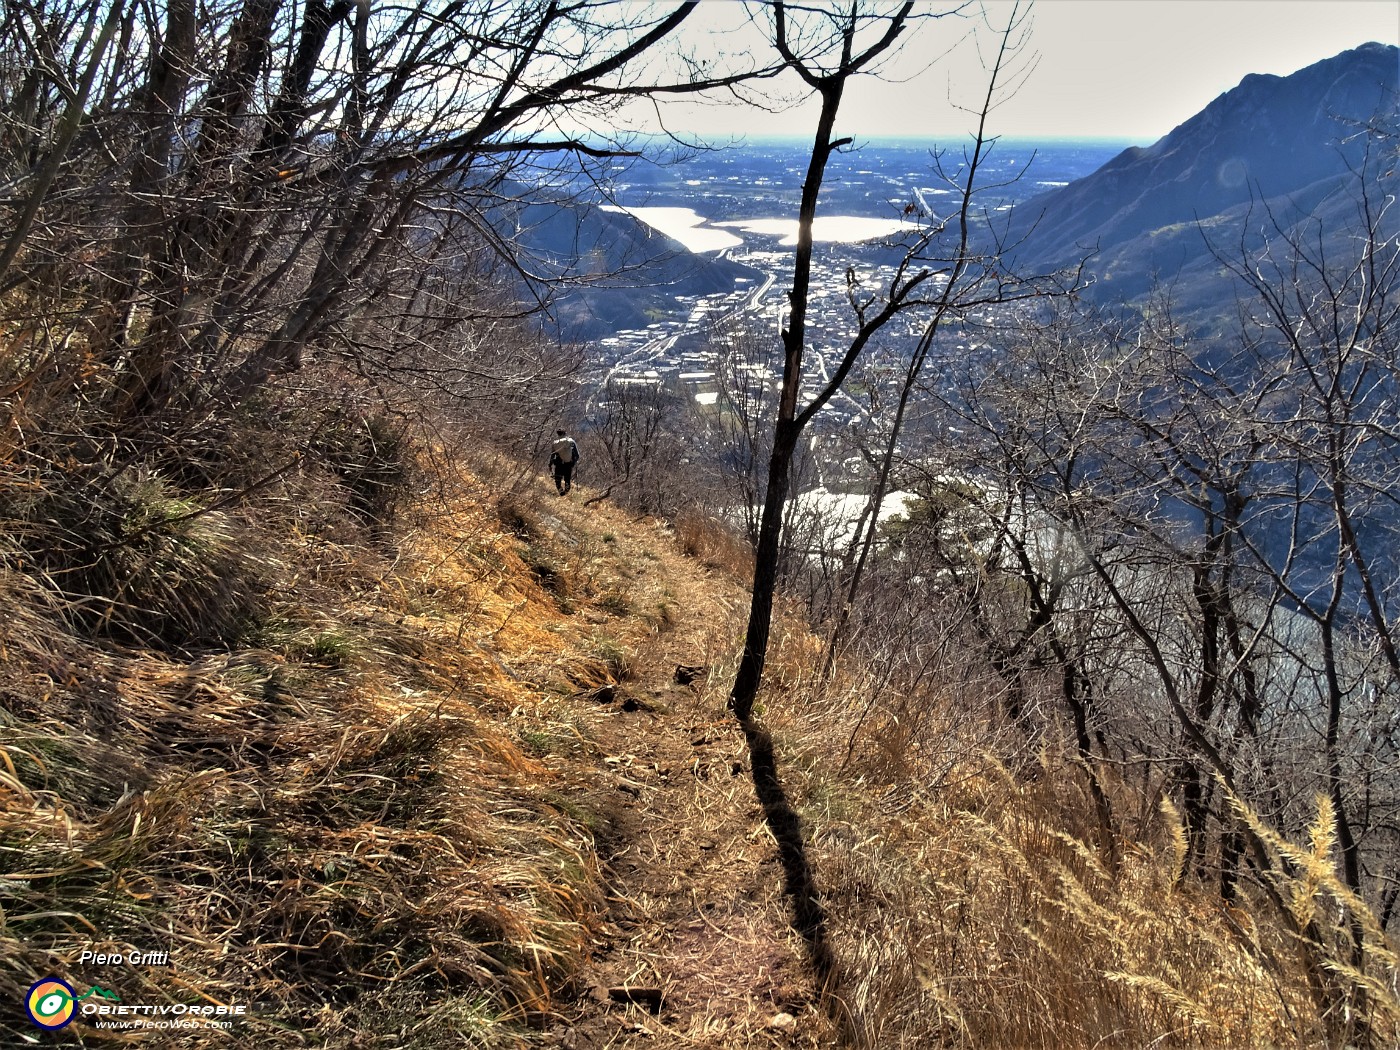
[{"xmin": 739, "ymin": 715, "xmax": 864, "ymax": 1047}]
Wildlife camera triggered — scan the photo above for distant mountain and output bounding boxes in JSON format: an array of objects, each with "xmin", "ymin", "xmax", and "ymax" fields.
[
  {"xmin": 493, "ymin": 190, "xmax": 759, "ymax": 340},
  {"xmin": 1004, "ymin": 42, "xmax": 1399, "ymax": 327}
]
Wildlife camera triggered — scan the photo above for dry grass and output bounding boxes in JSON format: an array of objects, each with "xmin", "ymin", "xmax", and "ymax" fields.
[
  {"xmin": 4, "ymin": 404, "xmax": 1394, "ymax": 1050},
  {"xmin": 0, "ymin": 424, "xmax": 820, "ymax": 1047},
  {"xmin": 750, "ymin": 643, "xmax": 1400, "ymax": 1050},
  {"xmin": 673, "ymin": 509, "xmax": 755, "ymax": 580},
  {"xmin": 0, "ymin": 431, "xmax": 637, "ymax": 1046}
]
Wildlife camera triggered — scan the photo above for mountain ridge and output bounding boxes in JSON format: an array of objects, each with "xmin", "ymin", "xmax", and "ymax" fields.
[{"xmin": 1004, "ymin": 41, "xmax": 1399, "ymax": 322}]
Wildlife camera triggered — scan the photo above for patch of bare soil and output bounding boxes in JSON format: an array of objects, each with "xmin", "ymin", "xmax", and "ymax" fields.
[{"xmin": 537, "ymin": 501, "xmax": 834, "ymax": 1050}]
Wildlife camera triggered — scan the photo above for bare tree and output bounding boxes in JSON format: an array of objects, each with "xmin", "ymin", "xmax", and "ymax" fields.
[
  {"xmin": 585, "ymin": 375, "xmax": 692, "ymax": 512},
  {"xmin": 698, "ymin": 320, "xmax": 779, "ymax": 547},
  {"xmin": 905, "ymin": 130, "xmax": 1400, "ymax": 1043},
  {"xmin": 1212, "ymin": 147, "xmax": 1400, "ymax": 934},
  {"xmin": 818, "ymin": 1, "xmax": 1088, "ymax": 674},
  {"xmin": 729, "ymin": 0, "xmax": 939, "ymax": 722},
  {"xmin": 727, "ymin": 0, "xmax": 1085, "ymax": 721},
  {"xmin": 0, "ymin": 0, "xmax": 781, "ymax": 430}
]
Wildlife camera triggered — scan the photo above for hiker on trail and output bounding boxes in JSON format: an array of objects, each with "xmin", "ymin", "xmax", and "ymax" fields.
[{"xmin": 549, "ymin": 428, "xmax": 579, "ymax": 495}]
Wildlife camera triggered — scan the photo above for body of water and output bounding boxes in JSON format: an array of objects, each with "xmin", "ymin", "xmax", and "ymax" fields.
[{"xmin": 606, "ymin": 137, "xmax": 1133, "ymax": 254}]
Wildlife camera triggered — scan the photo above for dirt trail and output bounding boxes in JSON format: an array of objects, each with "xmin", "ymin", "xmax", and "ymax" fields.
[{"xmin": 536, "ymin": 498, "xmax": 830, "ymax": 1049}]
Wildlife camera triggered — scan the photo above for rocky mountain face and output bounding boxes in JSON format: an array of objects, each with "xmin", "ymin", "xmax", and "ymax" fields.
[{"xmin": 1005, "ymin": 42, "xmax": 1399, "ymax": 326}]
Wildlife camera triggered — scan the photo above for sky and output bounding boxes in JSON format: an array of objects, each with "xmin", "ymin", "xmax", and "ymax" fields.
[{"xmin": 639, "ymin": 0, "xmax": 1400, "ymax": 144}]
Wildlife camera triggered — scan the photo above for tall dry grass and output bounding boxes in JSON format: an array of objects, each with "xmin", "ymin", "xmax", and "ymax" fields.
[
  {"xmin": 0, "ymin": 388, "xmax": 632, "ymax": 1047},
  {"xmin": 749, "ymin": 623, "xmax": 1400, "ymax": 1050},
  {"xmin": 5, "ymin": 335, "xmax": 1393, "ymax": 1050}
]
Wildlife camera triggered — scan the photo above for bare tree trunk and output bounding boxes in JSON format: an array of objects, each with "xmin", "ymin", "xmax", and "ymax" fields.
[
  {"xmin": 730, "ymin": 0, "xmax": 911, "ymax": 719},
  {"xmin": 820, "ymin": 7, "xmax": 1034, "ymax": 677},
  {"xmin": 0, "ymin": 0, "xmax": 126, "ymax": 283}
]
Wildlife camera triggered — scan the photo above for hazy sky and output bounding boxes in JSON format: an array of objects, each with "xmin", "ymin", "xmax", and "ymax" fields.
[{"xmin": 641, "ymin": 1, "xmax": 1399, "ymax": 143}]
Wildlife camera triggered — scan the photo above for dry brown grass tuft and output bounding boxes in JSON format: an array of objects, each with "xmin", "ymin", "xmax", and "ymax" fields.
[{"xmin": 673, "ymin": 508, "xmax": 755, "ymax": 579}]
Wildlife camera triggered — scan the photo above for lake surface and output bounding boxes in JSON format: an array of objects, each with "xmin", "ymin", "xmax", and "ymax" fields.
[{"xmin": 604, "ymin": 137, "xmax": 1133, "ymax": 253}]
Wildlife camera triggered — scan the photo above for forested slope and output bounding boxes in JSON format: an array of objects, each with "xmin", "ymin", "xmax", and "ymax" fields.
[{"xmin": 1002, "ymin": 42, "xmax": 1399, "ymax": 326}]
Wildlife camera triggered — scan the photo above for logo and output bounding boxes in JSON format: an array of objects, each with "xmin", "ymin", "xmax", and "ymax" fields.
[
  {"xmin": 26, "ymin": 978, "xmax": 77, "ymax": 1029},
  {"xmin": 25, "ymin": 979, "xmax": 121, "ymax": 1029}
]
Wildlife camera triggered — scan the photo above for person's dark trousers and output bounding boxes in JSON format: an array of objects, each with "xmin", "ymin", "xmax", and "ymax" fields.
[{"xmin": 553, "ymin": 461, "xmax": 574, "ymax": 494}]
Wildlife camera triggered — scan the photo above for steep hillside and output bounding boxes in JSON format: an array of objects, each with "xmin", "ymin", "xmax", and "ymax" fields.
[
  {"xmin": 0, "ymin": 430, "xmax": 833, "ymax": 1048},
  {"xmin": 1005, "ymin": 42, "xmax": 1398, "ymax": 323},
  {"xmin": 2, "ymin": 422, "xmax": 1395, "ymax": 1048}
]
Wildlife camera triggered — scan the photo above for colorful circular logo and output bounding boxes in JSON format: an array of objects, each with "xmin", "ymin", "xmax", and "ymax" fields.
[{"xmin": 26, "ymin": 977, "xmax": 77, "ymax": 1029}]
